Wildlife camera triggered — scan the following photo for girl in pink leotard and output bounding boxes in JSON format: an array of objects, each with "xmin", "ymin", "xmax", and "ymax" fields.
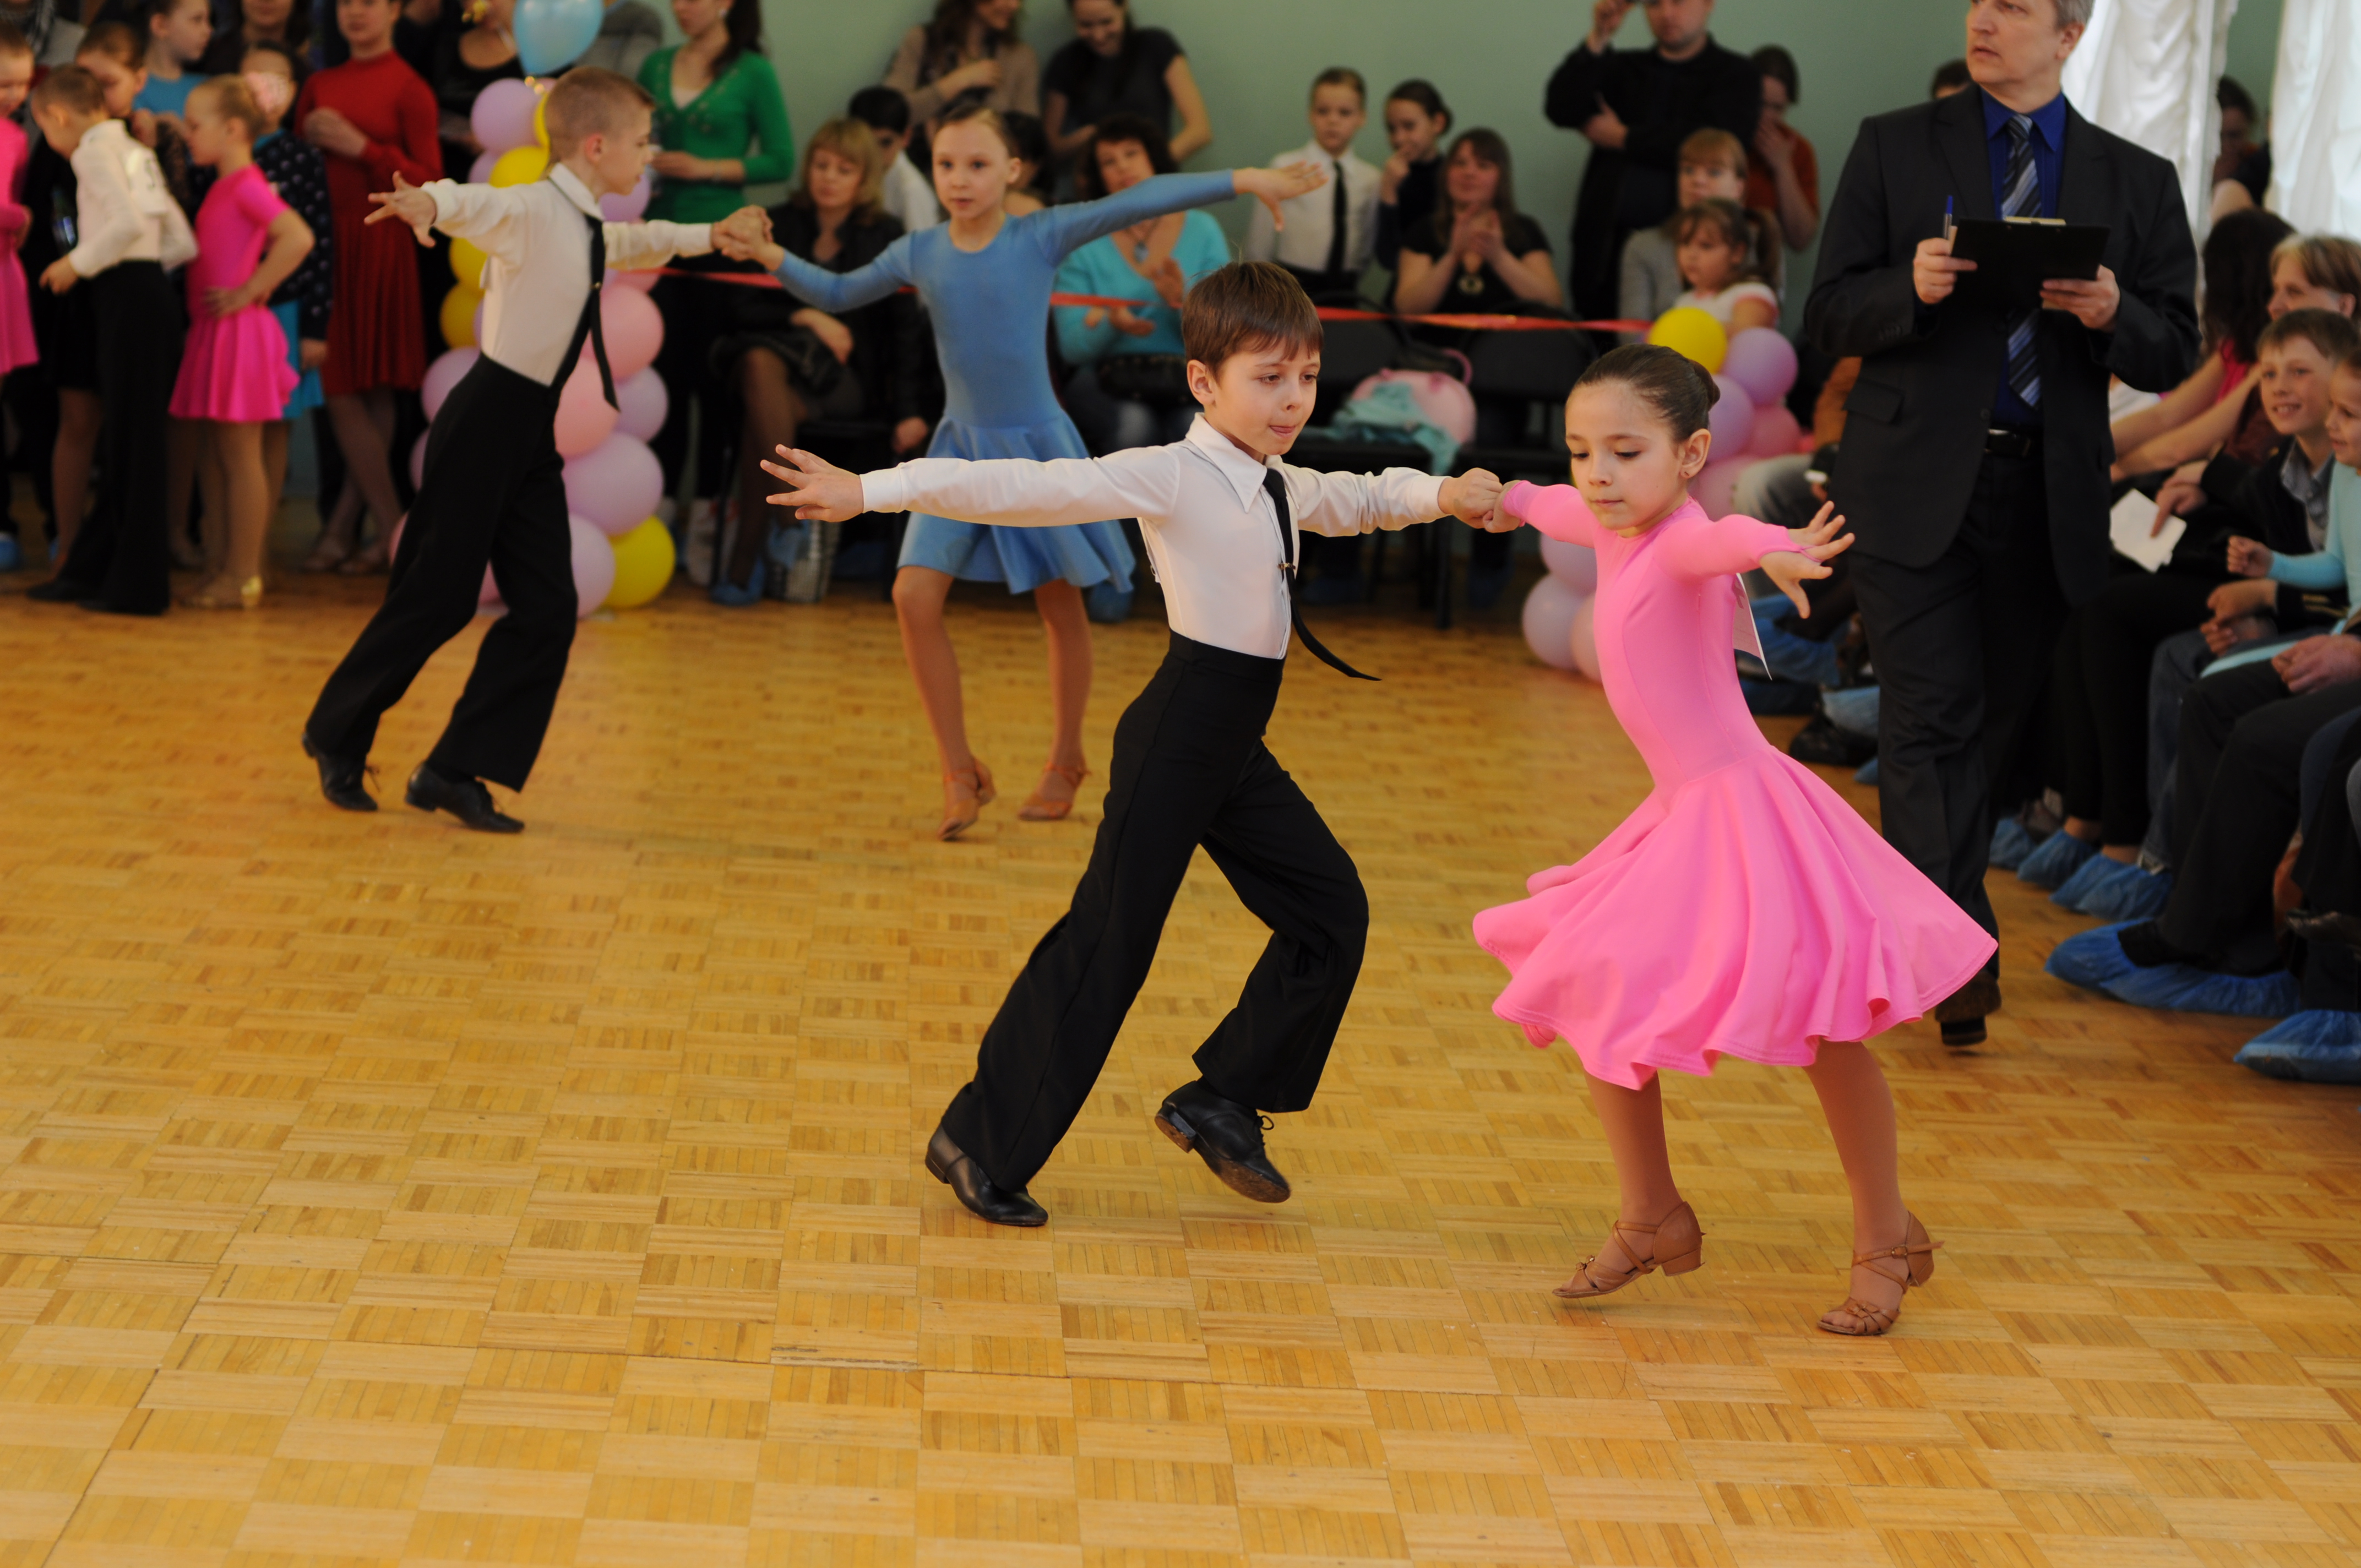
[{"xmin": 1475, "ymin": 344, "xmax": 1994, "ymax": 1337}]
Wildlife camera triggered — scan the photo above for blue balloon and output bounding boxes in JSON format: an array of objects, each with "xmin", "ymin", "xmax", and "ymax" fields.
[{"xmin": 514, "ymin": 0, "xmax": 602, "ymax": 75}]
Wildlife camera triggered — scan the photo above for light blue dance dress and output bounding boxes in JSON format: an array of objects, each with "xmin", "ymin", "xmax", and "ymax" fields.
[{"xmin": 769, "ymin": 171, "xmax": 1238, "ymax": 593}]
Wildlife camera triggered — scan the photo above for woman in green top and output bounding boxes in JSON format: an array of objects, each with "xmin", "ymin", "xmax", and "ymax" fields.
[{"xmin": 640, "ymin": 0, "xmax": 795, "ymax": 502}]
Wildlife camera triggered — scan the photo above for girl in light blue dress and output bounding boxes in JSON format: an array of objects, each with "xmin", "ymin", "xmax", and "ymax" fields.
[{"xmin": 749, "ymin": 101, "xmax": 1319, "ymax": 840}]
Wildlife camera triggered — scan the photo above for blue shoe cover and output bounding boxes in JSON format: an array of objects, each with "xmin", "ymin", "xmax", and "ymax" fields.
[
  {"xmin": 708, "ymin": 555, "xmax": 765, "ymax": 607},
  {"xmin": 0, "ymin": 534, "xmax": 19, "ymax": 573},
  {"xmin": 1086, "ymin": 580, "xmax": 1136, "ymax": 622},
  {"xmin": 2050, "ymin": 852, "xmax": 2129, "ymax": 911},
  {"xmin": 2046, "ymin": 923, "xmax": 2140, "ymax": 990},
  {"xmin": 1853, "ymin": 756, "xmax": 1880, "ymax": 787},
  {"xmin": 2082, "ymin": 867, "xmax": 2172, "ymax": 922},
  {"xmin": 2099, "ymin": 961, "xmax": 2300, "ymax": 1017},
  {"xmin": 1990, "ymin": 817, "xmax": 2037, "ymax": 870},
  {"xmin": 2017, "ymin": 827, "xmax": 2097, "ymax": 889},
  {"xmin": 2235, "ymin": 1012, "xmax": 2361, "ymax": 1082},
  {"xmin": 1822, "ymin": 685, "xmax": 1879, "ymax": 738}
]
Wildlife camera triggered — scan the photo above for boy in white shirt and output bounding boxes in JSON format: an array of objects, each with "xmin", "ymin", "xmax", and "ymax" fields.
[
  {"xmin": 25, "ymin": 64, "xmax": 194, "ymax": 616},
  {"xmin": 766, "ymin": 262, "xmax": 1507, "ymax": 1226},
  {"xmin": 301, "ymin": 68, "xmax": 764, "ymax": 832},
  {"xmin": 849, "ymin": 85, "xmax": 941, "ymax": 234},
  {"xmin": 1242, "ymin": 67, "xmax": 1379, "ymax": 300}
]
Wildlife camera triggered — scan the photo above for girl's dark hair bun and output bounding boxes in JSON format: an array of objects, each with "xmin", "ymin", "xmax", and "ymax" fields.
[{"xmin": 1575, "ymin": 344, "xmax": 1720, "ymax": 442}]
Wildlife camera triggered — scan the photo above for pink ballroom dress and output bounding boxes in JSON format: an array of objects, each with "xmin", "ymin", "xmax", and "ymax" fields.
[
  {"xmin": 170, "ymin": 162, "xmax": 299, "ymax": 421},
  {"xmin": 1473, "ymin": 482, "xmax": 1997, "ymax": 1089},
  {"xmin": 0, "ymin": 117, "xmax": 37, "ymax": 376}
]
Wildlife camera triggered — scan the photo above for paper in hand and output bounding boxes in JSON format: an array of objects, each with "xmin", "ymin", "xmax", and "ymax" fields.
[{"xmin": 2110, "ymin": 489, "xmax": 2184, "ymax": 573}]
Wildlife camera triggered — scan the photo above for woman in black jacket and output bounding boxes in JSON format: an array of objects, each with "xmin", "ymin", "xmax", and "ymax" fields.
[{"xmin": 709, "ymin": 116, "xmax": 935, "ymax": 603}]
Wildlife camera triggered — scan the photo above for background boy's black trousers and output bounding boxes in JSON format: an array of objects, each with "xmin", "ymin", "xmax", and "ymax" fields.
[
  {"xmin": 55, "ymin": 262, "xmax": 178, "ymax": 613},
  {"xmin": 305, "ymin": 357, "xmax": 576, "ymax": 790},
  {"xmin": 941, "ymin": 633, "xmax": 1370, "ymax": 1191}
]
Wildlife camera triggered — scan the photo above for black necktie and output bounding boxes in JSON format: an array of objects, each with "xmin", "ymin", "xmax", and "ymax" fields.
[
  {"xmin": 1323, "ymin": 157, "xmax": 1348, "ymax": 280},
  {"xmin": 557, "ymin": 211, "xmax": 617, "ymax": 407},
  {"xmin": 1262, "ymin": 467, "xmax": 1377, "ymax": 681}
]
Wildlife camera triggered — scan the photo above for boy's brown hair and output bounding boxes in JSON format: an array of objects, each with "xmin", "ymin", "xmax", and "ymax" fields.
[
  {"xmin": 0, "ymin": 19, "xmax": 32, "ymax": 61},
  {"xmin": 76, "ymin": 19, "xmax": 142, "ymax": 67},
  {"xmin": 1183, "ymin": 261, "xmax": 1322, "ymax": 371},
  {"xmin": 2257, "ymin": 307, "xmax": 2360, "ymax": 366},
  {"xmin": 542, "ymin": 67, "xmax": 654, "ymax": 158},
  {"xmin": 1310, "ymin": 67, "xmax": 1366, "ymax": 107},
  {"xmin": 32, "ymin": 64, "xmax": 106, "ymax": 118}
]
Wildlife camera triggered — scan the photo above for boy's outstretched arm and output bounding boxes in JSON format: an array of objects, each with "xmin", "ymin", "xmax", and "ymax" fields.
[{"xmin": 763, "ymin": 447, "xmax": 867, "ymax": 522}]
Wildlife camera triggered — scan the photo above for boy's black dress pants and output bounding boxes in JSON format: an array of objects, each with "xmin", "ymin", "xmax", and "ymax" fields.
[
  {"xmin": 940, "ymin": 634, "xmax": 1370, "ymax": 1191},
  {"xmin": 56, "ymin": 262, "xmax": 178, "ymax": 613},
  {"xmin": 304, "ymin": 356, "xmax": 576, "ymax": 790}
]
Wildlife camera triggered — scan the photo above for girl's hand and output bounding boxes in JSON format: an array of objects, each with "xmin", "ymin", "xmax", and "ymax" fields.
[
  {"xmin": 649, "ymin": 150, "xmax": 708, "ymax": 181},
  {"xmin": 1235, "ymin": 162, "xmax": 1325, "ymax": 231},
  {"xmin": 2202, "ymin": 612, "xmax": 2273, "ymax": 655},
  {"xmin": 760, "ymin": 445, "xmax": 866, "ymax": 522},
  {"xmin": 365, "ymin": 172, "xmax": 439, "ymax": 246},
  {"xmin": 2206, "ymin": 574, "xmax": 2277, "ymax": 624},
  {"xmin": 892, "ymin": 417, "xmax": 930, "ymax": 455},
  {"xmin": 39, "ymin": 257, "xmax": 77, "ymax": 293},
  {"xmin": 792, "ymin": 307, "xmax": 855, "ymax": 364},
  {"xmin": 300, "ymin": 337, "xmax": 328, "ymax": 371},
  {"xmin": 206, "ymin": 283, "xmax": 258, "ymax": 317},
  {"xmin": 1441, "ymin": 468, "xmax": 1508, "ymax": 530},
  {"xmin": 1109, "ymin": 305, "xmax": 1155, "ymax": 338},
  {"xmin": 303, "ymin": 106, "xmax": 368, "ymax": 159},
  {"xmin": 1145, "ymin": 253, "xmax": 1185, "ymax": 309},
  {"xmin": 1764, "ymin": 506, "xmax": 1855, "ymax": 617},
  {"xmin": 1785, "ymin": 502, "xmax": 1853, "ymax": 558},
  {"xmin": 943, "ymin": 56, "xmax": 1005, "ymax": 96},
  {"xmin": 1380, "ymin": 148, "xmax": 1410, "ymax": 201},
  {"xmin": 2226, "ymin": 535, "xmax": 2273, "ymax": 578}
]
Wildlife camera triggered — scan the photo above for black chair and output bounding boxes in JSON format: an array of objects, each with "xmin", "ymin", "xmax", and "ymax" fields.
[
  {"xmin": 1283, "ymin": 433, "xmax": 1459, "ymax": 630},
  {"xmin": 1457, "ymin": 326, "xmax": 1593, "ymax": 482}
]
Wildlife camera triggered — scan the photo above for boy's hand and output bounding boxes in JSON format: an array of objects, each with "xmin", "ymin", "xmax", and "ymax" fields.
[
  {"xmin": 1235, "ymin": 162, "xmax": 1325, "ymax": 231},
  {"xmin": 1762, "ymin": 507, "xmax": 1854, "ymax": 618},
  {"xmin": 1441, "ymin": 468, "xmax": 1509, "ymax": 530},
  {"xmin": 711, "ymin": 205, "xmax": 770, "ymax": 252},
  {"xmin": 2226, "ymin": 535, "xmax": 2273, "ymax": 578},
  {"xmin": 759, "ymin": 445, "xmax": 866, "ymax": 522},
  {"xmin": 39, "ymin": 257, "xmax": 77, "ymax": 293},
  {"xmin": 365, "ymin": 173, "xmax": 438, "ymax": 247},
  {"xmin": 300, "ymin": 337, "xmax": 328, "ymax": 371}
]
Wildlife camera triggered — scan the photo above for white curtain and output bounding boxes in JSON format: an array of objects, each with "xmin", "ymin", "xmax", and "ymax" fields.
[
  {"xmin": 2061, "ymin": 0, "xmax": 2239, "ymax": 233},
  {"xmin": 2267, "ymin": 0, "xmax": 2361, "ymax": 233}
]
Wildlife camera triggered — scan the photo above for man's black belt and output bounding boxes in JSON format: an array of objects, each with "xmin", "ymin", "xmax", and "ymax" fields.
[{"xmin": 1984, "ymin": 427, "xmax": 2042, "ymax": 459}]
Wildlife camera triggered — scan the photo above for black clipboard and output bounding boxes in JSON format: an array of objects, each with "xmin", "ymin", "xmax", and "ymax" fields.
[{"xmin": 1949, "ymin": 217, "xmax": 2109, "ymax": 309}]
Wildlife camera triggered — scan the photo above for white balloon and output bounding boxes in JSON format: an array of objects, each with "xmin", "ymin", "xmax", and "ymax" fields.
[{"xmin": 613, "ymin": 368, "xmax": 668, "ymax": 442}]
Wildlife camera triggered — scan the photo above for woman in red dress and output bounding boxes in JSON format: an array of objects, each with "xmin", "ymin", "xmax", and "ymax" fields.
[{"xmin": 296, "ymin": 0, "xmax": 439, "ymax": 571}]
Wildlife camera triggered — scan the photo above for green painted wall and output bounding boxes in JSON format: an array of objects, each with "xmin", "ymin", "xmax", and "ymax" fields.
[{"xmin": 2223, "ymin": 0, "xmax": 2280, "ymax": 115}]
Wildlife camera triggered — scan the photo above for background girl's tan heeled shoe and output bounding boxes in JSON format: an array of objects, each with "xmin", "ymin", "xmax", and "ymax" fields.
[
  {"xmin": 938, "ymin": 759, "xmax": 996, "ymax": 841},
  {"xmin": 179, "ymin": 575, "xmax": 263, "ymax": 610},
  {"xmin": 1818, "ymin": 1212, "xmax": 1940, "ymax": 1336},
  {"xmin": 1018, "ymin": 761, "xmax": 1088, "ymax": 821},
  {"xmin": 1554, "ymin": 1200, "xmax": 1703, "ymax": 1300}
]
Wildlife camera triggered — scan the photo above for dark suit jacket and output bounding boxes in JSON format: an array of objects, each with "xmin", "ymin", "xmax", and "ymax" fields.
[{"xmin": 1803, "ymin": 86, "xmax": 2199, "ymax": 605}]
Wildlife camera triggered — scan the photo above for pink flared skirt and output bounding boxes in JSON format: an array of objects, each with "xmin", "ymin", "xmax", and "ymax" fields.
[
  {"xmin": 1474, "ymin": 750, "xmax": 1997, "ymax": 1088},
  {"xmin": 169, "ymin": 304, "xmax": 298, "ymax": 422}
]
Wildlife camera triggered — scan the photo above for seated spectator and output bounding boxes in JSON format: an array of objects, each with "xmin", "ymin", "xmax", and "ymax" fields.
[
  {"xmin": 1746, "ymin": 44, "xmax": 1816, "ymax": 252},
  {"xmin": 1620, "ymin": 127, "xmax": 1749, "ymax": 336},
  {"xmin": 849, "ymin": 85, "xmax": 941, "ymax": 233},
  {"xmin": 1041, "ymin": 0, "xmax": 1209, "ymax": 182},
  {"xmin": 2208, "ymin": 74, "xmax": 2270, "ymax": 221},
  {"xmin": 1242, "ymin": 66, "xmax": 1377, "ymax": 301},
  {"xmin": 1668, "ymin": 198, "xmax": 1777, "ymax": 333},
  {"xmin": 884, "ymin": 0, "xmax": 1038, "ymax": 133},
  {"xmin": 2268, "ymin": 233, "xmax": 2361, "ymax": 321},
  {"xmin": 1374, "ymin": 79, "xmax": 1449, "ymax": 274},
  {"xmin": 1001, "ymin": 107, "xmax": 1047, "ymax": 214},
  {"xmin": 2111, "ymin": 209, "xmax": 2295, "ymax": 484},
  {"xmin": 707, "ymin": 117, "xmax": 932, "ymax": 605},
  {"xmin": 1053, "ymin": 112, "xmax": 1229, "ymax": 455}
]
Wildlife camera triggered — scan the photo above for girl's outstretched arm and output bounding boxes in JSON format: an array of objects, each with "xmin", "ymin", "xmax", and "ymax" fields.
[
  {"xmin": 1036, "ymin": 166, "xmax": 1327, "ymax": 260},
  {"xmin": 768, "ymin": 231, "xmax": 919, "ymax": 313},
  {"xmin": 1656, "ymin": 503, "xmax": 1836, "ymax": 582},
  {"xmin": 1501, "ymin": 481, "xmax": 1606, "ymax": 547}
]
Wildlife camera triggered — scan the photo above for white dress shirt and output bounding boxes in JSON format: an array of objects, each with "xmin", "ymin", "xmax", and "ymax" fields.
[
  {"xmin": 863, "ymin": 415, "xmax": 1446, "ymax": 661},
  {"xmin": 425, "ymin": 163, "xmax": 712, "ymax": 386},
  {"xmin": 882, "ymin": 154, "xmax": 943, "ymax": 233},
  {"xmin": 65, "ymin": 119, "xmax": 195, "ymax": 278},
  {"xmin": 1240, "ymin": 140, "xmax": 1378, "ymax": 275}
]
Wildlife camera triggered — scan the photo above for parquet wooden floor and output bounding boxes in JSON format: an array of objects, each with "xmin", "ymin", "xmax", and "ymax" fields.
[{"xmin": 2, "ymin": 556, "xmax": 2358, "ymax": 1568}]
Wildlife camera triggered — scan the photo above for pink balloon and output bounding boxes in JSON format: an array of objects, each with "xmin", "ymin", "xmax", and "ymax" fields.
[
  {"xmin": 1748, "ymin": 402, "xmax": 1804, "ymax": 459},
  {"xmin": 409, "ymin": 429, "xmax": 429, "ymax": 489},
  {"xmin": 1569, "ymin": 595, "xmax": 1601, "ymax": 682},
  {"xmin": 1722, "ymin": 327, "xmax": 1799, "ymax": 406},
  {"xmin": 614, "ymin": 367, "xmax": 667, "ymax": 442},
  {"xmin": 1694, "ymin": 455, "xmax": 1751, "ymax": 519},
  {"xmin": 600, "ymin": 286, "xmax": 663, "ymax": 380},
  {"xmin": 1539, "ymin": 535, "xmax": 1596, "ymax": 596},
  {"xmin": 470, "ymin": 78, "xmax": 540, "ymax": 157},
  {"xmin": 563, "ymin": 434, "xmax": 664, "ymax": 534},
  {"xmin": 599, "ymin": 172, "xmax": 651, "ymax": 222},
  {"xmin": 421, "ymin": 346, "xmax": 479, "ymax": 421},
  {"xmin": 467, "ymin": 149, "xmax": 496, "ymax": 185},
  {"xmin": 553, "ymin": 355, "xmax": 621, "ymax": 458},
  {"xmin": 570, "ymin": 515, "xmax": 616, "ymax": 616},
  {"xmin": 1521, "ymin": 574, "xmax": 1585, "ymax": 672},
  {"xmin": 608, "ymin": 268, "xmax": 661, "ymax": 293},
  {"xmin": 1707, "ymin": 374, "xmax": 1754, "ymax": 460}
]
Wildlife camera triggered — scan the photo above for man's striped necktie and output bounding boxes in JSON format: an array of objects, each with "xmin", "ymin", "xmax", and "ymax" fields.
[{"xmin": 2000, "ymin": 115, "xmax": 2043, "ymax": 410}]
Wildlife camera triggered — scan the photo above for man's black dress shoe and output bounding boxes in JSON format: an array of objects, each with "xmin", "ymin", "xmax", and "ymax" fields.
[
  {"xmin": 1156, "ymin": 1080, "xmax": 1291, "ymax": 1202},
  {"xmin": 405, "ymin": 763, "xmax": 524, "ymax": 832},
  {"xmin": 2288, "ymin": 910, "xmax": 2361, "ymax": 953},
  {"xmin": 924, "ymin": 1126, "xmax": 1047, "ymax": 1227},
  {"xmin": 1933, "ymin": 969, "xmax": 2001, "ymax": 1049},
  {"xmin": 302, "ymin": 732, "xmax": 377, "ymax": 812},
  {"xmin": 24, "ymin": 577, "xmax": 92, "ymax": 602},
  {"xmin": 78, "ymin": 598, "xmax": 164, "ymax": 617}
]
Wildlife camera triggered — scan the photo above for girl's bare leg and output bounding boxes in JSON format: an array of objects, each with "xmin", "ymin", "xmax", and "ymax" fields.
[
  {"xmin": 215, "ymin": 421, "xmax": 269, "ymax": 585},
  {"xmin": 189, "ymin": 423, "xmax": 229, "ymax": 594},
  {"xmin": 1586, "ymin": 1072, "xmax": 1682, "ymax": 1232},
  {"xmin": 1803, "ymin": 1041, "xmax": 1911, "ymax": 1321},
  {"xmin": 325, "ymin": 388, "xmax": 403, "ymax": 567},
  {"xmin": 894, "ymin": 564, "xmax": 970, "ymax": 771},
  {"xmin": 51, "ymin": 388, "xmax": 100, "ymax": 568},
  {"xmin": 1030, "ymin": 578, "xmax": 1092, "ymax": 808}
]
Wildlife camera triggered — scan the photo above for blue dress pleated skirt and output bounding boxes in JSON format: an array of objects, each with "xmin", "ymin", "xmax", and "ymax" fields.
[
  {"xmin": 896, "ymin": 413, "xmax": 1134, "ymax": 595},
  {"xmin": 275, "ymin": 302, "xmax": 324, "ymax": 420}
]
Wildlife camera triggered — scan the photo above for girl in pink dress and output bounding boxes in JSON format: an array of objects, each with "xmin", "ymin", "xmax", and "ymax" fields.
[
  {"xmin": 0, "ymin": 26, "xmax": 38, "ymax": 388},
  {"xmin": 170, "ymin": 75, "xmax": 315, "ymax": 608},
  {"xmin": 1475, "ymin": 345, "xmax": 1995, "ymax": 1337}
]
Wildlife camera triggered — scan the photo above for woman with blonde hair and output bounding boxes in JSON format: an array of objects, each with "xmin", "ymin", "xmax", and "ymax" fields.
[{"xmin": 709, "ymin": 116, "xmax": 935, "ymax": 604}]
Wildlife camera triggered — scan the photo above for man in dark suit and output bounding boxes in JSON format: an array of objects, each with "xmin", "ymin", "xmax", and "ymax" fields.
[
  {"xmin": 1546, "ymin": 0, "xmax": 1760, "ymax": 323},
  {"xmin": 1803, "ymin": 0, "xmax": 2199, "ymax": 1044}
]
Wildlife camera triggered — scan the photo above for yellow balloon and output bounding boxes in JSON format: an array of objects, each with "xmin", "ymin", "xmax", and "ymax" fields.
[
  {"xmin": 605, "ymin": 518, "xmax": 675, "ymax": 609},
  {"xmin": 1647, "ymin": 306, "xmax": 1728, "ymax": 374},
  {"xmin": 449, "ymin": 236, "xmax": 488, "ymax": 291},
  {"xmin": 490, "ymin": 144, "xmax": 547, "ymax": 188},
  {"xmin": 440, "ymin": 284, "xmax": 482, "ymax": 350}
]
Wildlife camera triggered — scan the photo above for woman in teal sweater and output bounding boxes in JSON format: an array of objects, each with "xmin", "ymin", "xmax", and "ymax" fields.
[{"xmin": 640, "ymin": 0, "xmax": 795, "ymax": 502}]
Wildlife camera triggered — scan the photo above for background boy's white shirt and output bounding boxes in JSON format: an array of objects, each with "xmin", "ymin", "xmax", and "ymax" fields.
[
  {"xmin": 861, "ymin": 415, "xmax": 1445, "ymax": 662},
  {"xmin": 1239, "ymin": 140, "xmax": 1377, "ymax": 273},
  {"xmin": 64, "ymin": 119, "xmax": 195, "ymax": 276},
  {"xmin": 882, "ymin": 155, "xmax": 943, "ymax": 232}
]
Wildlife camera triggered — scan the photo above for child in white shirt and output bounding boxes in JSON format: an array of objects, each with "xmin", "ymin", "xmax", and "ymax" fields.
[{"xmin": 1242, "ymin": 67, "xmax": 1379, "ymax": 299}]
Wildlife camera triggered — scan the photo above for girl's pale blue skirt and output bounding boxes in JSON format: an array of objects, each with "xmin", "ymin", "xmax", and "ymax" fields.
[{"xmin": 895, "ymin": 412, "xmax": 1133, "ymax": 594}]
